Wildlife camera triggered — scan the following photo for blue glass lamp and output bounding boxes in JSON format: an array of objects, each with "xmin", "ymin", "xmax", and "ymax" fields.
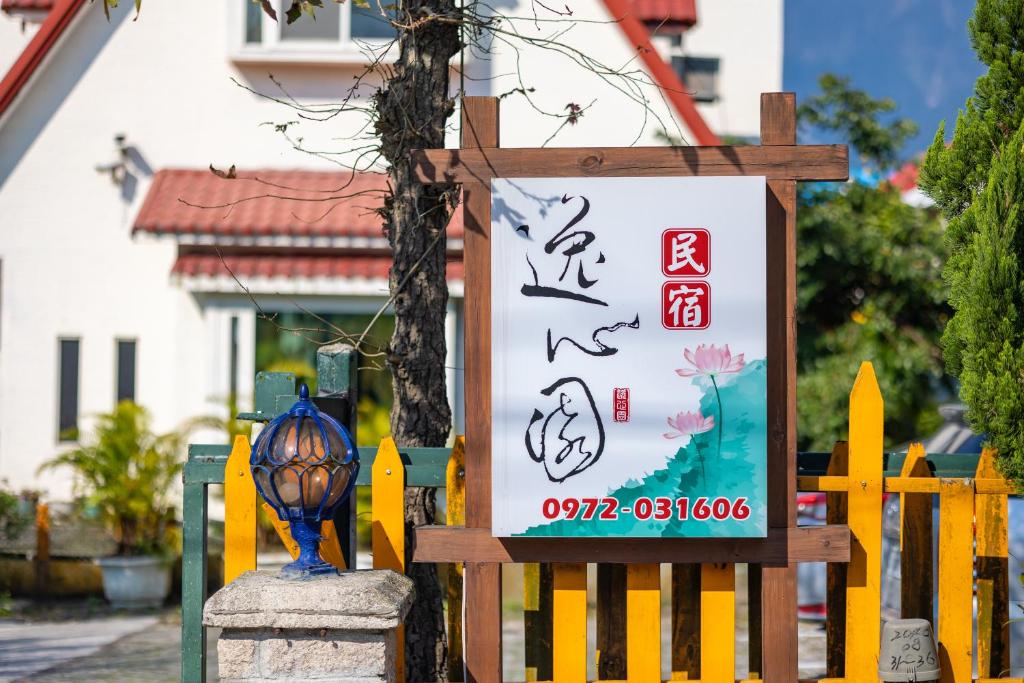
[{"xmin": 250, "ymin": 384, "xmax": 359, "ymax": 579}]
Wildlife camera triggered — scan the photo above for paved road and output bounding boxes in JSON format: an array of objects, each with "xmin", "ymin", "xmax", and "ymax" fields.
[
  {"xmin": 3, "ymin": 560, "xmax": 830, "ymax": 682},
  {"xmin": 4, "ymin": 608, "xmax": 821, "ymax": 682},
  {"xmin": 20, "ymin": 621, "xmax": 217, "ymax": 683},
  {"xmin": 0, "ymin": 616, "xmax": 157, "ymax": 682}
]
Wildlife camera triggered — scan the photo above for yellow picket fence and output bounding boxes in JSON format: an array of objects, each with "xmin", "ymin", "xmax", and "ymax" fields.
[{"xmin": 220, "ymin": 363, "xmax": 1019, "ymax": 682}]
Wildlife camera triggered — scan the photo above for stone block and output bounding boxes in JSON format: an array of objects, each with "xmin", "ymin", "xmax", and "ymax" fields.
[
  {"xmin": 203, "ymin": 570, "xmax": 413, "ymax": 682},
  {"xmin": 216, "ymin": 633, "xmax": 259, "ymax": 679},
  {"xmin": 258, "ymin": 630, "xmax": 390, "ymax": 679},
  {"xmin": 204, "ymin": 570, "xmax": 415, "ymax": 631}
]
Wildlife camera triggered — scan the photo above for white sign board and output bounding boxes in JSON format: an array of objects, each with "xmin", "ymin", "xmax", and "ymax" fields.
[{"xmin": 491, "ymin": 176, "xmax": 767, "ymax": 537}]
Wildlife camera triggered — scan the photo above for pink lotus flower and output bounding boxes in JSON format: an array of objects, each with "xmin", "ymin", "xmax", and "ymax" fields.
[
  {"xmin": 663, "ymin": 410, "xmax": 715, "ymax": 440},
  {"xmin": 675, "ymin": 344, "xmax": 745, "ymax": 378}
]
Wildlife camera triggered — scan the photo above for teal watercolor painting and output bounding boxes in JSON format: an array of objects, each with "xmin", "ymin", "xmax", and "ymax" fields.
[{"xmin": 519, "ymin": 345, "xmax": 767, "ymax": 537}]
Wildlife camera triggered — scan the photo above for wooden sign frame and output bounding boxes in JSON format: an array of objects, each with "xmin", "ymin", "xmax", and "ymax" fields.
[{"xmin": 410, "ymin": 93, "xmax": 851, "ymax": 681}]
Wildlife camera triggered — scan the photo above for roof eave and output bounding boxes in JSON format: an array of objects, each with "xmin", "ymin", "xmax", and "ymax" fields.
[{"xmin": 0, "ymin": 0, "xmax": 86, "ymax": 122}]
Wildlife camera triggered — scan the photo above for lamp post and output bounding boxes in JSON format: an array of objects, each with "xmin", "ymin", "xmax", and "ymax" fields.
[{"xmin": 250, "ymin": 384, "xmax": 359, "ymax": 579}]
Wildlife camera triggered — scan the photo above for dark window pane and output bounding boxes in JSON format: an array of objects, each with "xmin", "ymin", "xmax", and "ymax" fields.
[
  {"xmin": 117, "ymin": 340, "xmax": 136, "ymax": 404},
  {"xmin": 230, "ymin": 316, "xmax": 239, "ymax": 398},
  {"xmin": 280, "ymin": 0, "xmax": 340, "ymax": 41},
  {"xmin": 58, "ymin": 339, "xmax": 79, "ymax": 441},
  {"xmin": 350, "ymin": 5, "xmax": 396, "ymax": 39},
  {"xmin": 672, "ymin": 55, "xmax": 719, "ymax": 103},
  {"xmin": 245, "ymin": 0, "xmax": 263, "ymax": 43}
]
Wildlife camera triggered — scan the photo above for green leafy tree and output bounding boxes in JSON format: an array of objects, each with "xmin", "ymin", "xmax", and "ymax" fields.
[
  {"xmin": 39, "ymin": 402, "xmax": 186, "ymax": 556},
  {"xmin": 796, "ymin": 75, "xmax": 950, "ymax": 450},
  {"xmin": 798, "ymin": 74, "xmax": 918, "ymax": 171},
  {"xmin": 918, "ymin": 0, "xmax": 1024, "ymax": 485},
  {"xmin": 945, "ymin": 120, "xmax": 1024, "ymax": 483}
]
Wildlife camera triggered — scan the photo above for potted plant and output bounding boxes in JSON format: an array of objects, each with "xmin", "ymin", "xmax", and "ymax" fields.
[{"xmin": 40, "ymin": 402, "xmax": 184, "ymax": 608}]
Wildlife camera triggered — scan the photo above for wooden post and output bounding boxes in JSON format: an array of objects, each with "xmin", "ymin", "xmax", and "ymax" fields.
[
  {"xmin": 372, "ymin": 437, "xmax": 406, "ymax": 681},
  {"xmin": 937, "ymin": 479, "xmax": 974, "ymax": 683},
  {"xmin": 34, "ymin": 502, "xmax": 49, "ymax": 598},
  {"xmin": 899, "ymin": 443, "xmax": 933, "ymax": 622},
  {"xmin": 181, "ymin": 464, "xmax": 210, "ymax": 683},
  {"xmin": 553, "ymin": 562, "xmax": 588, "ymax": 682},
  {"xmin": 760, "ymin": 91, "xmax": 799, "ymax": 683},
  {"xmin": 672, "ymin": 563, "xmax": 701, "ymax": 679},
  {"xmin": 317, "ymin": 343, "xmax": 359, "ymax": 568},
  {"xmin": 700, "ymin": 563, "xmax": 735, "ymax": 681},
  {"xmin": 975, "ymin": 448, "xmax": 1010, "ymax": 679},
  {"xmin": 461, "ymin": 95, "xmax": 503, "ymax": 682},
  {"xmin": 825, "ymin": 441, "xmax": 850, "ymax": 678},
  {"xmin": 524, "ymin": 562, "xmax": 554, "ymax": 681},
  {"xmin": 447, "ymin": 437, "xmax": 467, "ymax": 681},
  {"xmin": 597, "ymin": 564, "xmax": 627, "ymax": 680},
  {"xmin": 626, "ymin": 563, "xmax": 661, "ymax": 682},
  {"xmin": 845, "ymin": 362, "xmax": 884, "ymax": 682},
  {"xmin": 223, "ymin": 435, "xmax": 256, "ymax": 584},
  {"xmin": 745, "ymin": 563, "xmax": 762, "ymax": 679}
]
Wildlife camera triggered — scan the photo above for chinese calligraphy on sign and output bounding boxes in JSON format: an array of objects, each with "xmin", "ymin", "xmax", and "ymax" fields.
[
  {"xmin": 662, "ymin": 228, "xmax": 711, "ymax": 329},
  {"xmin": 663, "ymin": 282, "xmax": 710, "ymax": 330},
  {"xmin": 492, "ymin": 176, "xmax": 768, "ymax": 538},
  {"xmin": 662, "ymin": 228, "xmax": 709, "ymax": 277}
]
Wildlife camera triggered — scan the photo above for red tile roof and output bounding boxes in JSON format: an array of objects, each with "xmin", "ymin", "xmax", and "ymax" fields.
[
  {"xmin": 173, "ymin": 252, "xmax": 465, "ymax": 282},
  {"xmin": 134, "ymin": 169, "xmax": 465, "ymax": 239},
  {"xmin": 631, "ymin": 0, "xmax": 697, "ymax": 29},
  {"xmin": 2, "ymin": 0, "xmax": 54, "ymax": 10},
  {"xmin": 888, "ymin": 161, "xmax": 919, "ymax": 193}
]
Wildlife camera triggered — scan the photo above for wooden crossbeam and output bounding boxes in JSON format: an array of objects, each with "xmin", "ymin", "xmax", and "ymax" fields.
[
  {"xmin": 410, "ymin": 144, "xmax": 849, "ymax": 183},
  {"xmin": 411, "ymin": 525, "xmax": 850, "ymax": 564}
]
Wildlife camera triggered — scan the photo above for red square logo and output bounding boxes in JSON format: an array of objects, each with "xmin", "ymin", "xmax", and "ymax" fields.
[
  {"xmin": 662, "ymin": 281, "xmax": 710, "ymax": 330},
  {"xmin": 662, "ymin": 228, "xmax": 710, "ymax": 278},
  {"xmin": 613, "ymin": 388, "xmax": 630, "ymax": 422}
]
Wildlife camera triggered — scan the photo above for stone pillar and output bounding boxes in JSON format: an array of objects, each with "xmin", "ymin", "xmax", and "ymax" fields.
[{"xmin": 203, "ymin": 570, "xmax": 415, "ymax": 682}]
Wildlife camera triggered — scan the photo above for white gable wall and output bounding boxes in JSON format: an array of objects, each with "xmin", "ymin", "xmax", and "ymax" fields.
[
  {"xmin": 473, "ymin": 1, "xmax": 689, "ymax": 148},
  {"xmin": 0, "ymin": 11, "xmax": 41, "ymax": 78},
  {"xmin": 686, "ymin": 0, "xmax": 784, "ymax": 138}
]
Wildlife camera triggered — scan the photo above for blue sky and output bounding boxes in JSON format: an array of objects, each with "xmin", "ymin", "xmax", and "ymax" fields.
[{"xmin": 784, "ymin": 0, "xmax": 986, "ymax": 160}]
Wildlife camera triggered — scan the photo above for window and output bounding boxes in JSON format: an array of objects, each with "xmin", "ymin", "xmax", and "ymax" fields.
[
  {"xmin": 349, "ymin": 4, "xmax": 398, "ymax": 40},
  {"xmin": 116, "ymin": 339, "xmax": 136, "ymax": 404},
  {"xmin": 672, "ymin": 55, "xmax": 720, "ymax": 103},
  {"xmin": 58, "ymin": 338, "xmax": 79, "ymax": 441},
  {"xmin": 238, "ymin": 0, "xmax": 396, "ymax": 59},
  {"xmin": 245, "ymin": 0, "xmax": 263, "ymax": 43},
  {"xmin": 229, "ymin": 316, "xmax": 239, "ymax": 399},
  {"xmin": 281, "ymin": 1, "xmax": 341, "ymax": 41}
]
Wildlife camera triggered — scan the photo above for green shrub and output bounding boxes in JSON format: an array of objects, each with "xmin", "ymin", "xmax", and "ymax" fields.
[{"xmin": 40, "ymin": 402, "xmax": 185, "ymax": 556}]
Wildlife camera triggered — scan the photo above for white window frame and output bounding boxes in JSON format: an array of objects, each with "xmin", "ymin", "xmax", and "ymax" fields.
[{"xmin": 229, "ymin": 0, "xmax": 397, "ymax": 65}]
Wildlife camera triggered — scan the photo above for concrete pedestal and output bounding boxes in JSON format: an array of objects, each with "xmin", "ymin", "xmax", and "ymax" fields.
[{"xmin": 203, "ymin": 570, "xmax": 415, "ymax": 683}]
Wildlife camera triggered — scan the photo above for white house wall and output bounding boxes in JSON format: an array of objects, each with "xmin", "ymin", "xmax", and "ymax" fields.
[
  {"xmin": 0, "ymin": 1, "xmax": 381, "ymax": 499},
  {"xmin": 0, "ymin": 0, "xmax": 781, "ymax": 499},
  {"xmin": 0, "ymin": 11, "xmax": 41, "ymax": 79}
]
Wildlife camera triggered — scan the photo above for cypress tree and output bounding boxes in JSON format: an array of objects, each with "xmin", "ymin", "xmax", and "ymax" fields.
[{"xmin": 919, "ymin": 0, "xmax": 1024, "ymax": 484}]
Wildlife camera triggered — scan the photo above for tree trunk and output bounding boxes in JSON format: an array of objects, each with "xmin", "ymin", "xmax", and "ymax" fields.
[{"xmin": 376, "ymin": 2, "xmax": 461, "ymax": 680}]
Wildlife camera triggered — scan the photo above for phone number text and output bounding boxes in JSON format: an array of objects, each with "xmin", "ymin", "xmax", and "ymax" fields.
[{"xmin": 541, "ymin": 496, "xmax": 751, "ymax": 522}]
